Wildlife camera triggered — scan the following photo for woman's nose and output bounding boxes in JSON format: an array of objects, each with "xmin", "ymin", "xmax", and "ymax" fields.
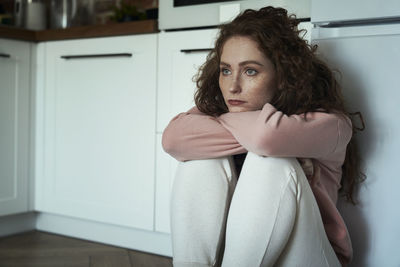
[{"xmin": 229, "ymin": 76, "xmax": 242, "ymax": 93}]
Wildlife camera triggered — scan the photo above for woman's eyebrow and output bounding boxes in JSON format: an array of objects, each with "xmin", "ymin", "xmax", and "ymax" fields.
[
  {"xmin": 219, "ymin": 60, "xmax": 264, "ymax": 66},
  {"xmin": 239, "ymin": 60, "xmax": 264, "ymax": 66}
]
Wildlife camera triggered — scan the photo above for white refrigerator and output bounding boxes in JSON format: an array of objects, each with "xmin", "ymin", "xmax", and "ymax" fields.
[{"xmin": 311, "ymin": 1, "xmax": 400, "ymax": 266}]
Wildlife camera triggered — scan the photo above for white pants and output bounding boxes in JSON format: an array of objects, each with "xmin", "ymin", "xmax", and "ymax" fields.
[{"xmin": 170, "ymin": 152, "xmax": 341, "ymax": 267}]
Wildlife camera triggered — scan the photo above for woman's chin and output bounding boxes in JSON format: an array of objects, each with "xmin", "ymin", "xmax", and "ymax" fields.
[{"xmin": 228, "ymin": 106, "xmax": 251, "ymax": 112}]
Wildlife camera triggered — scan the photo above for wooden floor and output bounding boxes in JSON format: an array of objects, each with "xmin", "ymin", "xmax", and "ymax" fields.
[{"xmin": 0, "ymin": 231, "xmax": 173, "ymax": 267}]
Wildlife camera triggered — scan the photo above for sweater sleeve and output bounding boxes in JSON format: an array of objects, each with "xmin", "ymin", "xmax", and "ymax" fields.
[
  {"xmin": 217, "ymin": 103, "xmax": 352, "ymax": 159},
  {"xmin": 162, "ymin": 107, "xmax": 247, "ymax": 161}
]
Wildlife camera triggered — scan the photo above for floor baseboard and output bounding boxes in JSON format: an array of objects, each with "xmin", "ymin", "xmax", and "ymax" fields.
[
  {"xmin": 0, "ymin": 212, "xmax": 36, "ymax": 238},
  {"xmin": 35, "ymin": 212, "xmax": 173, "ymax": 257}
]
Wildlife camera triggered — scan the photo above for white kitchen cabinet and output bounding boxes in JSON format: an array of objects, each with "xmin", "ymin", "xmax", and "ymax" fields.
[
  {"xmin": 0, "ymin": 39, "xmax": 31, "ymax": 216},
  {"xmin": 156, "ymin": 29, "xmax": 219, "ymax": 133},
  {"xmin": 155, "ymin": 29, "xmax": 218, "ymax": 233},
  {"xmin": 35, "ymin": 35, "xmax": 157, "ymax": 231}
]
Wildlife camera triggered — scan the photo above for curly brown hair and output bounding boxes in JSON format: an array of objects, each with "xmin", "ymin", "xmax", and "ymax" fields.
[{"xmin": 194, "ymin": 6, "xmax": 365, "ymax": 203}]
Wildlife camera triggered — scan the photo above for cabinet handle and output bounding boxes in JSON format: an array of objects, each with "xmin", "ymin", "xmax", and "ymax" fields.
[
  {"xmin": 60, "ymin": 53, "xmax": 132, "ymax": 60},
  {"xmin": 0, "ymin": 53, "xmax": 11, "ymax": 58},
  {"xmin": 180, "ymin": 49, "xmax": 212, "ymax": 53}
]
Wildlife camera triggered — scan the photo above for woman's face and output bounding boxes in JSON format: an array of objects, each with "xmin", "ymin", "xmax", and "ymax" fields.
[{"xmin": 219, "ymin": 36, "xmax": 277, "ymax": 112}]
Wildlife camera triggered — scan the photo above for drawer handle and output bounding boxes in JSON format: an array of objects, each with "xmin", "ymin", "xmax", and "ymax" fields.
[
  {"xmin": 0, "ymin": 53, "xmax": 11, "ymax": 58},
  {"xmin": 180, "ymin": 49, "xmax": 212, "ymax": 53},
  {"xmin": 61, "ymin": 53, "xmax": 132, "ymax": 60}
]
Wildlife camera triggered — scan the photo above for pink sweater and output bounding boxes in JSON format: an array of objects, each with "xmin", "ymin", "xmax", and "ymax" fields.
[{"xmin": 162, "ymin": 103, "xmax": 353, "ymax": 266}]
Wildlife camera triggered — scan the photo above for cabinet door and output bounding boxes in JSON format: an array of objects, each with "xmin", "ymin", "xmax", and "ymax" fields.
[
  {"xmin": 155, "ymin": 29, "xmax": 218, "ymax": 233},
  {"xmin": 157, "ymin": 29, "xmax": 219, "ymax": 132},
  {"xmin": 36, "ymin": 35, "xmax": 157, "ymax": 230},
  {"xmin": 0, "ymin": 39, "xmax": 30, "ymax": 216}
]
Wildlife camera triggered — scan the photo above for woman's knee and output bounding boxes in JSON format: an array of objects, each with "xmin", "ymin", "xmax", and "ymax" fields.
[
  {"xmin": 239, "ymin": 152, "xmax": 309, "ymax": 199},
  {"xmin": 171, "ymin": 157, "xmax": 238, "ymax": 209},
  {"xmin": 174, "ymin": 156, "xmax": 237, "ymax": 186},
  {"xmin": 244, "ymin": 152, "xmax": 301, "ymax": 174}
]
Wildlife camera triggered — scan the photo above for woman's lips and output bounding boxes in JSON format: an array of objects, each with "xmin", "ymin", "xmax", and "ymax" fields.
[{"xmin": 228, "ymin": 100, "xmax": 246, "ymax": 105}]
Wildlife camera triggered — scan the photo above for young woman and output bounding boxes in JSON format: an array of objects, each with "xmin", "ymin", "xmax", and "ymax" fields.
[{"xmin": 162, "ymin": 6, "xmax": 363, "ymax": 267}]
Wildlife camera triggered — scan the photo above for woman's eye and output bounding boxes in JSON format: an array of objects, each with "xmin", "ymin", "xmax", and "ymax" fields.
[
  {"xmin": 245, "ymin": 69, "xmax": 258, "ymax": 76},
  {"xmin": 221, "ymin": 68, "xmax": 231, "ymax": 75}
]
